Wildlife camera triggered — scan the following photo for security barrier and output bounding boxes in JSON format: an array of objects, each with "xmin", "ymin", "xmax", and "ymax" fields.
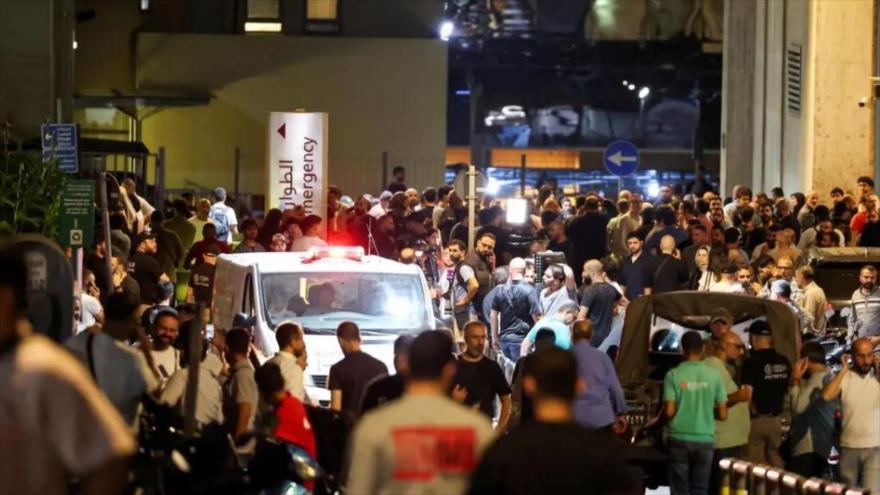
[{"xmin": 718, "ymin": 458, "xmax": 872, "ymax": 495}]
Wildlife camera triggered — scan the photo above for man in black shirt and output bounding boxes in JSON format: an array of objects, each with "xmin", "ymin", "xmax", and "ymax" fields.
[
  {"xmin": 328, "ymin": 321, "xmax": 388, "ymax": 417},
  {"xmin": 386, "ymin": 166, "xmax": 407, "ymax": 194},
  {"xmin": 468, "ymin": 347, "xmax": 638, "ymax": 495},
  {"xmin": 579, "ymin": 260, "xmax": 622, "ymax": 347},
  {"xmin": 489, "ymin": 258, "xmax": 540, "ymax": 361},
  {"xmin": 546, "ymin": 220, "xmax": 575, "ymax": 266},
  {"xmin": 646, "ymin": 235, "xmax": 689, "ymax": 294},
  {"xmin": 452, "ymin": 321, "xmax": 511, "ymax": 432},
  {"xmin": 128, "ymin": 232, "xmax": 169, "ymax": 306},
  {"xmin": 619, "ymin": 232, "xmax": 655, "ymax": 301},
  {"xmin": 566, "ymin": 197, "xmax": 609, "ymax": 285},
  {"xmin": 360, "ymin": 334, "xmax": 414, "ymax": 415},
  {"xmin": 187, "ymin": 244, "xmax": 218, "ymax": 307},
  {"xmin": 740, "ymin": 320, "xmax": 791, "ymax": 468},
  {"xmin": 476, "ymin": 206, "xmax": 511, "ymax": 265}
]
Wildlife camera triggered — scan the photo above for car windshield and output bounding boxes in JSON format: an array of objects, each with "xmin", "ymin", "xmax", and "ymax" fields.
[{"xmin": 261, "ymin": 272, "xmax": 432, "ymax": 335}]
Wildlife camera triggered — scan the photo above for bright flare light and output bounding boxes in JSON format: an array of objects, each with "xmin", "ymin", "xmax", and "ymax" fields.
[
  {"xmin": 627, "ymin": 84, "xmax": 636, "ymax": 91},
  {"xmin": 638, "ymin": 87, "xmax": 651, "ymax": 99},
  {"xmin": 486, "ymin": 177, "xmax": 500, "ymax": 196},
  {"xmin": 647, "ymin": 181, "xmax": 661, "ymax": 199},
  {"xmin": 622, "ymin": 80, "xmax": 629, "ymax": 86},
  {"xmin": 440, "ymin": 21, "xmax": 455, "ymax": 41}
]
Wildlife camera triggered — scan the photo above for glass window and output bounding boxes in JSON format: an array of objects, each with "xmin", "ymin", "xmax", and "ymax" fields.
[
  {"xmin": 307, "ymin": 0, "xmax": 338, "ymax": 20},
  {"xmin": 245, "ymin": 0, "xmax": 282, "ymax": 32},
  {"xmin": 248, "ymin": 0, "xmax": 280, "ymax": 19},
  {"xmin": 261, "ymin": 272, "xmax": 432, "ymax": 335}
]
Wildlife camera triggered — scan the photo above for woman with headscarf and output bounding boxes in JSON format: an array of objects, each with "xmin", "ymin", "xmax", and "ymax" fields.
[{"xmin": 687, "ymin": 245, "xmax": 712, "ymax": 291}]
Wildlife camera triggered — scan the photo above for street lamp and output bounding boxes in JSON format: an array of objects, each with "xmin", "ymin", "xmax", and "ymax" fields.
[{"xmin": 440, "ymin": 21, "xmax": 455, "ymax": 41}]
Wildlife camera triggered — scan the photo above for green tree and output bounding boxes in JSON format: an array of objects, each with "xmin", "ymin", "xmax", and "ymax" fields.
[{"xmin": 0, "ymin": 149, "xmax": 67, "ymax": 239}]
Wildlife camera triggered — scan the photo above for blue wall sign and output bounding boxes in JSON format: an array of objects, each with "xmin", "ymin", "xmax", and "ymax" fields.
[{"xmin": 41, "ymin": 123, "xmax": 79, "ymax": 173}]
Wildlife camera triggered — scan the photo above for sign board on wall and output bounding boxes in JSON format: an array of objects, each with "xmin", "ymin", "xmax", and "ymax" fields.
[{"xmin": 267, "ymin": 112, "xmax": 328, "ymax": 229}]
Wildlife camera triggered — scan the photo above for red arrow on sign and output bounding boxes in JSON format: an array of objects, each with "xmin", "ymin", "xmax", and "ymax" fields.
[{"xmin": 277, "ymin": 123, "xmax": 286, "ymax": 139}]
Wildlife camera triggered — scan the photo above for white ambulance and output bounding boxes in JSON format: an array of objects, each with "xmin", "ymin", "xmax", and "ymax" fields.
[{"xmin": 212, "ymin": 246, "xmax": 436, "ymax": 405}]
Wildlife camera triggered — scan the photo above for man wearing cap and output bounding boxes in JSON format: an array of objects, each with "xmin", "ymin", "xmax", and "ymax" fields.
[
  {"xmin": 706, "ymin": 331, "xmax": 752, "ymax": 494},
  {"xmin": 708, "ymin": 308, "xmax": 733, "ymax": 341},
  {"xmin": 740, "ymin": 320, "xmax": 792, "ymax": 467},
  {"xmin": 128, "ymin": 232, "xmax": 171, "ymax": 306},
  {"xmin": 187, "ymin": 243, "xmax": 219, "ymax": 318}
]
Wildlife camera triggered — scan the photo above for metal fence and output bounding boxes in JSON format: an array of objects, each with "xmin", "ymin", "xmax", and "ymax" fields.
[{"xmin": 717, "ymin": 458, "xmax": 870, "ymax": 495}]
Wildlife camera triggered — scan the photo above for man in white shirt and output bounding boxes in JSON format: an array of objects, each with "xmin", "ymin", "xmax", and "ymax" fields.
[
  {"xmin": 265, "ymin": 321, "xmax": 306, "ymax": 401},
  {"xmin": 369, "ymin": 191, "xmax": 393, "ymax": 219},
  {"xmin": 822, "ymin": 338, "xmax": 880, "ymax": 493},
  {"xmin": 210, "ymin": 187, "xmax": 238, "ymax": 243},
  {"xmin": 66, "ymin": 292, "xmax": 160, "ymax": 425},
  {"xmin": 291, "ymin": 214, "xmax": 328, "ymax": 252},
  {"xmin": 159, "ymin": 320, "xmax": 223, "ymax": 426},
  {"xmin": 144, "ymin": 306, "xmax": 181, "ymax": 387}
]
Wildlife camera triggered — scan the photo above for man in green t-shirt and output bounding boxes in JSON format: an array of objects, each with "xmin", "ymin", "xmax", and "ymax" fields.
[
  {"xmin": 664, "ymin": 331, "xmax": 728, "ymax": 495},
  {"xmin": 705, "ymin": 331, "xmax": 753, "ymax": 494}
]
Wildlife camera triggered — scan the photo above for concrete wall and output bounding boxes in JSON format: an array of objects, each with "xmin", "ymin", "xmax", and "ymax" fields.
[
  {"xmin": 806, "ymin": 0, "xmax": 876, "ymax": 193},
  {"xmin": 136, "ymin": 33, "xmax": 447, "ymax": 198},
  {"xmin": 721, "ymin": 0, "xmax": 876, "ymax": 198},
  {"xmin": 0, "ymin": 0, "xmax": 74, "ymax": 135}
]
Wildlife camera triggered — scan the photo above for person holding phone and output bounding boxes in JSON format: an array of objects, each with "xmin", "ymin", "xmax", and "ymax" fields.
[{"xmin": 821, "ymin": 338, "xmax": 880, "ymax": 493}]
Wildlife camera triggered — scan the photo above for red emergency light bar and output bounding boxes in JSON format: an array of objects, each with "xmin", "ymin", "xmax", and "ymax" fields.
[{"xmin": 303, "ymin": 245, "xmax": 365, "ymax": 263}]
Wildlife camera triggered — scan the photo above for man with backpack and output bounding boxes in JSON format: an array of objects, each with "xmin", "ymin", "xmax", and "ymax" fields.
[{"xmin": 210, "ymin": 187, "xmax": 238, "ymax": 243}]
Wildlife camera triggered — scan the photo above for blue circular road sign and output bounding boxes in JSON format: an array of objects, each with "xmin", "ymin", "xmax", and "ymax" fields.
[{"xmin": 603, "ymin": 140, "xmax": 640, "ymax": 176}]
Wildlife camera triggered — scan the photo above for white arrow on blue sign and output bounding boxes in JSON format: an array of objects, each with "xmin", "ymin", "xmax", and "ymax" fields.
[{"xmin": 603, "ymin": 140, "xmax": 640, "ymax": 177}]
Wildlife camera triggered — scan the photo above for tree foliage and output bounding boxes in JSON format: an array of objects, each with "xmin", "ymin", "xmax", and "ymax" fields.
[{"xmin": 0, "ymin": 149, "xmax": 67, "ymax": 239}]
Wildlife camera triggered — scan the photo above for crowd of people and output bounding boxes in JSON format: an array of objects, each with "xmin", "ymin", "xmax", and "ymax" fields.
[{"xmin": 2, "ymin": 167, "xmax": 879, "ymax": 495}]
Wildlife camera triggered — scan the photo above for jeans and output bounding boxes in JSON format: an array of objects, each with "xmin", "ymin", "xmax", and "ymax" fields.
[
  {"xmin": 839, "ymin": 447, "xmax": 880, "ymax": 493},
  {"xmin": 499, "ymin": 338, "xmax": 522, "ymax": 362},
  {"xmin": 667, "ymin": 438, "xmax": 714, "ymax": 495}
]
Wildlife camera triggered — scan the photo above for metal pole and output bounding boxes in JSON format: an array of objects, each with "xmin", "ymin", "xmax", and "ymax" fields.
[
  {"xmin": 519, "ymin": 154, "xmax": 526, "ymax": 197},
  {"xmin": 381, "ymin": 151, "xmax": 388, "ymax": 192},
  {"xmin": 467, "ymin": 164, "xmax": 477, "ymax": 249},
  {"xmin": 156, "ymin": 147, "xmax": 166, "ymax": 207},
  {"xmin": 234, "ymin": 147, "xmax": 241, "ymax": 200},
  {"xmin": 183, "ymin": 302, "xmax": 204, "ymax": 438},
  {"xmin": 99, "ymin": 173, "xmax": 113, "ymax": 293}
]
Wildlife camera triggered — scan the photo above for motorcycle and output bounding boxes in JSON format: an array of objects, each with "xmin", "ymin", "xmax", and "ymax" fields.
[{"xmin": 133, "ymin": 398, "xmax": 325, "ymax": 495}]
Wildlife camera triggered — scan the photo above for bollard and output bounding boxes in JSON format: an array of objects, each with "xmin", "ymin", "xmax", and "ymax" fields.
[
  {"xmin": 733, "ymin": 460, "xmax": 753, "ymax": 495},
  {"xmin": 803, "ymin": 477, "xmax": 827, "ymax": 495},
  {"xmin": 719, "ymin": 458, "xmax": 735, "ymax": 495},
  {"xmin": 842, "ymin": 488, "xmax": 870, "ymax": 495},
  {"xmin": 780, "ymin": 472, "xmax": 805, "ymax": 495},
  {"xmin": 822, "ymin": 483, "xmax": 848, "ymax": 495},
  {"xmin": 751, "ymin": 465, "xmax": 770, "ymax": 495},
  {"xmin": 765, "ymin": 467, "xmax": 786, "ymax": 495}
]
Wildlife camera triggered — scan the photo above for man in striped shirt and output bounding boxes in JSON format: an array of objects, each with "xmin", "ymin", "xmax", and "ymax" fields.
[{"xmin": 848, "ymin": 265, "xmax": 880, "ymax": 339}]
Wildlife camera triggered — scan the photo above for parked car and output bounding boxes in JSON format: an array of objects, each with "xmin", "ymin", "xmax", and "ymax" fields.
[{"xmin": 800, "ymin": 247, "xmax": 880, "ymax": 334}]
